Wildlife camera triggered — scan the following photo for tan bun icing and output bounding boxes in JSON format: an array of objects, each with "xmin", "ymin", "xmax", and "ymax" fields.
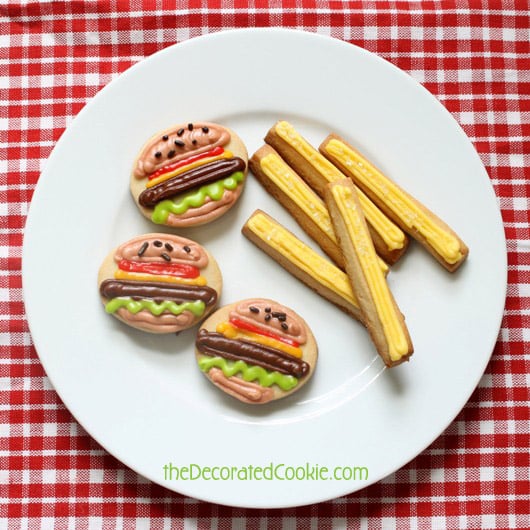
[
  {"xmin": 209, "ymin": 367, "xmax": 275, "ymax": 404},
  {"xmin": 231, "ymin": 299, "xmax": 308, "ymax": 344},
  {"xmin": 115, "ymin": 307, "xmax": 197, "ymax": 333},
  {"xmin": 134, "ymin": 122, "xmax": 230, "ymax": 178},
  {"xmin": 114, "ymin": 233, "xmax": 209, "ymax": 268}
]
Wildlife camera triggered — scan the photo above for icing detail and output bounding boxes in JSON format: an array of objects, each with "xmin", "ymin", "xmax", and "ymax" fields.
[
  {"xmin": 135, "ymin": 122, "xmax": 231, "ymax": 178},
  {"xmin": 198, "ymin": 356, "xmax": 298, "ymax": 391},
  {"xmin": 232, "ymin": 299, "xmax": 307, "ymax": 344},
  {"xmin": 229, "ymin": 316, "xmax": 300, "ymax": 348},
  {"xmin": 196, "ymin": 329, "xmax": 309, "ymax": 378},
  {"xmin": 146, "ymin": 149, "xmax": 233, "ymax": 188},
  {"xmin": 246, "ymin": 211, "xmax": 359, "ymax": 309},
  {"xmin": 139, "ymin": 158, "xmax": 246, "ymax": 207},
  {"xmin": 164, "ymin": 189, "xmax": 239, "ymax": 227},
  {"xmin": 324, "ymin": 138, "xmax": 463, "ymax": 264},
  {"xmin": 274, "ymin": 121, "xmax": 406, "ymax": 251},
  {"xmin": 151, "ymin": 171, "xmax": 244, "ymax": 224},
  {"xmin": 114, "ymin": 269, "xmax": 207, "ymax": 286},
  {"xmin": 258, "ymin": 152, "xmax": 388, "ymax": 273},
  {"xmin": 330, "ymin": 183, "xmax": 408, "ymax": 361},
  {"xmin": 260, "ymin": 152, "xmax": 336, "ymax": 241},
  {"xmin": 216, "ymin": 321, "xmax": 303, "ymax": 358},
  {"xmin": 147, "ymin": 146, "xmax": 225, "ymax": 183},
  {"xmin": 115, "ymin": 234, "xmax": 208, "ymax": 268},
  {"xmin": 208, "ymin": 367, "xmax": 275, "ymax": 403},
  {"xmin": 106, "ymin": 298, "xmax": 205, "ymax": 317},
  {"xmin": 117, "ymin": 259, "xmax": 199, "ymax": 279},
  {"xmin": 100, "ymin": 279, "xmax": 217, "ymax": 307},
  {"xmin": 115, "ymin": 307, "xmax": 196, "ymax": 332},
  {"xmin": 354, "ymin": 188, "xmax": 406, "ymax": 251}
]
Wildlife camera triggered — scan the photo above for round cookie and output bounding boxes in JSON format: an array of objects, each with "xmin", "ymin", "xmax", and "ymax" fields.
[
  {"xmin": 131, "ymin": 122, "xmax": 248, "ymax": 227},
  {"xmin": 195, "ymin": 299, "xmax": 318, "ymax": 404},
  {"xmin": 98, "ymin": 233, "xmax": 222, "ymax": 334}
]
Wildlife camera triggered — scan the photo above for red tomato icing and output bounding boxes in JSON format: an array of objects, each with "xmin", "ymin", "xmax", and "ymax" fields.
[
  {"xmin": 147, "ymin": 146, "xmax": 225, "ymax": 180},
  {"xmin": 229, "ymin": 317, "xmax": 300, "ymax": 348},
  {"xmin": 118, "ymin": 259, "xmax": 200, "ymax": 278}
]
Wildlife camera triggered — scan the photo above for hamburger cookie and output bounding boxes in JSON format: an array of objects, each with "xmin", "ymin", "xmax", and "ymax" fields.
[
  {"xmin": 195, "ymin": 299, "xmax": 318, "ymax": 404},
  {"xmin": 98, "ymin": 233, "xmax": 222, "ymax": 334},
  {"xmin": 131, "ymin": 122, "xmax": 248, "ymax": 227}
]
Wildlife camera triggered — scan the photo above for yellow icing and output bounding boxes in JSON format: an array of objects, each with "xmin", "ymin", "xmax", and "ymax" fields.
[
  {"xmin": 246, "ymin": 212, "xmax": 359, "ymax": 310},
  {"xmin": 260, "ymin": 152, "xmax": 336, "ymax": 241},
  {"xmin": 330, "ymin": 184, "xmax": 408, "ymax": 361},
  {"xmin": 259, "ymin": 152, "xmax": 388, "ymax": 275},
  {"xmin": 216, "ymin": 321, "xmax": 303, "ymax": 358},
  {"xmin": 275, "ymin": 121, "xmax": 345, "ymax": 183},
  {"xmin": 324, "ymin": 138, "xmax": 463, "ymax": 264},
  {"xmin": 145, "ymin": 150, "xmax": 234, "ymax": 188},
  {"xmin": 114, "ymin": 269, "xmax": 207, "ymax": 286},
  {"xmin": 274, "ymin": 121, "xmax": 406, "ymax": 251}
]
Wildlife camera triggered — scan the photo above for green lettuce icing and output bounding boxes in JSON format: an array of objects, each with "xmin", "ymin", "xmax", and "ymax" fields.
[
  {"xmin": 198, "ymin": 356, "xmax": 298, "ymax": 391},
  {"xmin": 151, "ymin": 171, "xmax": 245, "ymax": 224},
  {"xmin": 105, "ymin": 298, "xmax": 205, "ymax": 317}
]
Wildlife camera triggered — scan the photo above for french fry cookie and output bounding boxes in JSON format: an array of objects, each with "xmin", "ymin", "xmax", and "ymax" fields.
[
  {"xmin": 324, "ymin": 180, "xmax": 413, "ymax": 367},
  {"xmin": 320, "ymin": 134, "xmax": 469, "ymax": 272},
  {"xmin": 264, "ymin": 121, "xmax": 408, "ymax": 264},
  {"xmin": 250, "ymin": 145, "xmax": 344, "ymax": 268},
  {"xmin": 242, "ymin": 209, "xmax": 362, "ymax": 322},
  {"xmin": 249, "ymin": 145, "xmax": 388, "ymax": 275}
]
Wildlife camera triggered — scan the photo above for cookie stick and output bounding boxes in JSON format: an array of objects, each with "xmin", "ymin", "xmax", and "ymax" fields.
[
  {"xmin": 324, "ymin": 180, "xmax": 413, "ymax": 367},
  {"xmin": 320, "ymin": 134, "xmax": 469, "ymax": 272},
  {"xmin": 242, "ymin": 210, "xmax": 362, "ymax": 323},
  {"xmin": 264, "ymin": 121, "xmax": 409, "ymax": 265},
  {"xmin": 249, "ymin": 145, "xmax": 388, "ymax": 275}
]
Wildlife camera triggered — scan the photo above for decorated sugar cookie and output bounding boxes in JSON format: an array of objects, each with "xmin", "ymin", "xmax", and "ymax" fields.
[
  {"xmin": 98, "ymin": 233, "xmax": 222, "ymax": 333},
  {"xmin": 131, "ymin": 122, "xmax": 248, "ymax": 227},
  {"xmin": 195, "ymin": 299, "xmax": 318, "ymax": 404}
]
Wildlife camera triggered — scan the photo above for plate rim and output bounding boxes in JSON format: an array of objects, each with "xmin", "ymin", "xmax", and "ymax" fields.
[{"xmin": 22, "ymin": 27, "xmax": 508, "ymax": 508}]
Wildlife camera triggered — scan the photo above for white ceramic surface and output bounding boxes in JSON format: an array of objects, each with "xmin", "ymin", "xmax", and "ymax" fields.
[{"xmin": 23, "ymin": 29, "xmax": 506, "ymax": 508}]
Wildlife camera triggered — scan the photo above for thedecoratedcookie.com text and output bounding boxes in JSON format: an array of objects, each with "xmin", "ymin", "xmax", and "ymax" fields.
[{"xmin": 163, "ymin": 462, "xmax": 368, "ymax": 481}]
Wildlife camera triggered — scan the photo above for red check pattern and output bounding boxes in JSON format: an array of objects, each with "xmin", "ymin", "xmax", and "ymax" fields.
[{"xmin": 1, "ymin": 1, "xmax": 529, "ymax": 527}]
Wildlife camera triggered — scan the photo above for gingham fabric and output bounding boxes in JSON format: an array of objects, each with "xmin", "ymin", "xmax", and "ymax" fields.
[{"xmin": 1, "ymin": 1, "xmax": 529, "ymax": 528}]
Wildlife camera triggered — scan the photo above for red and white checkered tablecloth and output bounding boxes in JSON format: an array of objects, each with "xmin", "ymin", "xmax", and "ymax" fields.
[{"xmin": 1, "ymin": 1, "xmax": 529, "ymax": 527}]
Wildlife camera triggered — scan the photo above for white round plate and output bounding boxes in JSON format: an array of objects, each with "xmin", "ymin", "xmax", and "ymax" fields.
[{"xmin": 23, "ymin": 29, "xmax": 506, "ymax": 508}]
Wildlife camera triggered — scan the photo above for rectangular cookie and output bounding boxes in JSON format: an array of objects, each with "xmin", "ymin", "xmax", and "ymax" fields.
[
  {"xmin": 264, "ymin": 121, "xmax": 409, "ymax": 265},
  {"xmin": 323, "ymin": 179, "xmax": 413, "ymax": 367},
  {"xmin": 320, "ymin": 133, "xmax": 469, "ymax": 272},
  {"xmin": 249, "ymin": 145, "xmax": 388, "ymax": 275},
  {"xmin": 242, "ymin": 209, "xmax": 363, "ymax": 323}
]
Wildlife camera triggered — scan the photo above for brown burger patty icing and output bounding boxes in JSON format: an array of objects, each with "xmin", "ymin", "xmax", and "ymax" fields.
[
  {"xmin": 138, "ymin": 157, "xmax": 247, "ymax": 207},
  {"xmin": 100, "ymin": 279, "xmax": 218, "ymax": 307},
  {"xmin": 196, "ymin": 329, "xmax": 310, "ymax": 378}
]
